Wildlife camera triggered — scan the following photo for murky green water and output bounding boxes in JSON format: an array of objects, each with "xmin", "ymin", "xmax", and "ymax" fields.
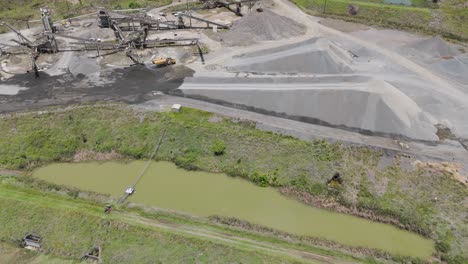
[{"xmin": 33, "ymin": 161, "xmax": 434, "ymax": 258}]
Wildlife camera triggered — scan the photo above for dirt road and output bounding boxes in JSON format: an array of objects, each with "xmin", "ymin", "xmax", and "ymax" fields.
[{"xmin": 122, "ymin": 213, "xmax": 343, "ymax": 264}]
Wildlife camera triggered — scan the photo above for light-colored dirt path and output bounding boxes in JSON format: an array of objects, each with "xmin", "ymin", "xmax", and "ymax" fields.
[{"xmin": 122, "ymin": 212, "xmax": 346, "ymax": 264}]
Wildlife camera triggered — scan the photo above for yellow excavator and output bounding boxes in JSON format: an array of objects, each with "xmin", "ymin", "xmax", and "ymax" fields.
[{"xmin": 152, "ymin": 57, "xmax": 176, "ymax": 67}]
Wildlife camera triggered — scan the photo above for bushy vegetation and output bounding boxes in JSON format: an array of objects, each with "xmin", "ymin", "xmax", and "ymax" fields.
[
  {"xmin": 0, "ymin": 104, "xmax": 466, "ymax": 262},
  {"xmin": 128, "ymin": 2, "xmax": 143, "ymax": 9},
  {"xmin": 212, "ymin": 140, "xmax": 226, "ymax": 156}
]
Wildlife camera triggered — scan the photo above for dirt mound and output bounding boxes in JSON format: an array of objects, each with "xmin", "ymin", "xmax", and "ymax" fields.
[
  {"xmin": 414, "ymin": 161, "xmax": 467, "ymax": 186},
  {"xmin": 406, "ymin": 36, "xmax": 462, "ymax": 58},
  {"xmin": 217, "ymin": 9, "xmax": 306, "ymax": 46}
]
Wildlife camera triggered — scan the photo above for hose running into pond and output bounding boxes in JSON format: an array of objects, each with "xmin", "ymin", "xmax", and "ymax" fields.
[
  {"xmin": 117, "ymin": 129, "xmax": 166, "ymax": 204},
  {"xmin": 131, "ymin": 129, "xmax": 167, "ymax": 187}
]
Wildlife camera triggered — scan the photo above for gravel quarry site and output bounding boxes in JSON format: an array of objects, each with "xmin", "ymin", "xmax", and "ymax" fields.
[
  {"xmin": 1, "ymin": 0, "xmax": 468, "ymax": 263},
  {"xmin": 1, "ymin": 0, "xmax": 467, "ymax": 146}
]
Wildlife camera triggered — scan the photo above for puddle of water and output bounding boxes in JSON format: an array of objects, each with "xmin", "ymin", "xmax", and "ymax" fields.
[{"xmin": 33, "ymin": 161, "xmax": 434, "ymax": 258}]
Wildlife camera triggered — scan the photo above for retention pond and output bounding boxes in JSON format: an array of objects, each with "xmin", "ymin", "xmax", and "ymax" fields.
[{"xmin": 33, "ymin": 161, "xmax": 434, "ymax": 258}]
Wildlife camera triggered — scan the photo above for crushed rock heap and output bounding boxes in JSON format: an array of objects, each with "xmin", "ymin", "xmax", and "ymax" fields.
[
  {"xmin": 405, "ymin": 36, "xmax": 462, "ymax": 58},
  {"xmin": 217, "ymin": 9, "xmax": 306, "ymax": 46},
  {"xmin": 227, "ymin": 38, "xmax": 354, "ymax": 74}
]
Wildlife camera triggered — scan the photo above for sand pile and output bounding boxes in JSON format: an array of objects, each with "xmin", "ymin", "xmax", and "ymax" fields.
[
  {"xmin": 179, "ymin": 78, "xmax": 438, "ymax": 140},
  {"xmin": 227, "ymin": 38, "xmax": 353, "ymax": 74},
  {"xmin": 406, "ymin": 36, "xmax": 462, "ymax": 58},
  {"xmin": 217, "ymin": 9, "xmax": 306, "ymax": 46}
]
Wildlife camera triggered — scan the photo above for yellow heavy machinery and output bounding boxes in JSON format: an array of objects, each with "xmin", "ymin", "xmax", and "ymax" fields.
[{"xmin": 152, "ymin": 57, "xmax": 176, "ymax": 67}]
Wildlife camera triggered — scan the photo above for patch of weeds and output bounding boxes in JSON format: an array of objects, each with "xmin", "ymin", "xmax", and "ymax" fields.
[
  {"xmin": 290, "ymin": 174, "xmax": 328, "ymax": 195},
  {"xmin": 173, "ymin": 147, "xmax": 200, "ymax": 170},
  {"xmin": 252, "ymin": 170, "xmax": 279, "ymax": 187}
]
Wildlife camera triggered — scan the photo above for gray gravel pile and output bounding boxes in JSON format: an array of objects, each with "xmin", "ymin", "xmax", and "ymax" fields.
[
  {"xmin": 406, "ymin": 36, "xmax": 462, "ymax": 58},
  {"xmin": 179, "ymin": 78, "xmax": 438, "ymax": 140},
  {"xmin": 227, "ymin": 38, "xmax": 353, "ymax": 74},
  {"xmin": 429, "ymin": 54, "xmax": 468, "ymax": 85},
  {"xmin": 218, "ymin": 9, "xmax": 306, "ymax": 46}
]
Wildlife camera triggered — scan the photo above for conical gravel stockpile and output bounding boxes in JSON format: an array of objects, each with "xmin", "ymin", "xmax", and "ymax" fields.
[
  {"xmin": 227, "ymin": 38, "xmax": 353, "ymax": 74},
  {"xmin": 216, "ymin": 9, "xmax": 306, "ymax": 46}
]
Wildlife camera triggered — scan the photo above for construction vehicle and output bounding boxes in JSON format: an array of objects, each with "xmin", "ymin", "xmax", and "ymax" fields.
[{"xmin": 152, "ymin": 57, "xmax": 176, "ymax": 67}]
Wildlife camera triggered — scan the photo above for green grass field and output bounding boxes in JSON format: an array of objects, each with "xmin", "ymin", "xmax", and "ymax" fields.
[
  {"xmin": 291, "ymin": 0, "xmax": 468, "ymax": 41},
  {"xmin": 0, "ymin": 187, "xmax": 301, "ymax": 263},
  {"xmin": 1, "ymin": 174, "xmax": 379, "ymax": 263},
  {"xmin": 0, "ymin": 104, "xmax": 466, "ymax": 263}
]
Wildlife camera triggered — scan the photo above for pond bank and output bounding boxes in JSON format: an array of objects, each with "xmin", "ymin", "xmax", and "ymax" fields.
[{"xmin": 33, "ymin": 160, "xmax": 434, "ymax": 258}]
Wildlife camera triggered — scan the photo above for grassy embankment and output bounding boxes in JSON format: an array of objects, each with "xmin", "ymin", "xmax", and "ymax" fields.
[
  {"xmin": 0, "ymin": 0, "xmax": 172, "ymax": 33},
  {"xmin": 3, "ymin": 172, "xmax": 395, "ymax": 264},
  {"xmin": 0, "ymin": 180, "xmax": 316, "ymax": 264},
  {"xmin": 0, "ymin": 104, "xmax": 466, "ymax": 263},
  {"xmin": 0, "ymin": 242, "xmax": 74, "ymax": 264},
  {"xmin": 290, "ymin": 0, "xmax": 468, "ymax": 41}
]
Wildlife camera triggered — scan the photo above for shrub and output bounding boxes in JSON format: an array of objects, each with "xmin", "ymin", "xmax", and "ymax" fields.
[
  {"xmin": 173, "ymin": 148, "xmax": 199, "ymax": 170},
  {"xmin": 446, "ymin": 255, "xmax": 468, "ymax": 264},
  {"xmin": 128, "ymin": 2, "xmax": 142, "ymax": 8},
  {"xmin": 435, "ymin": 240, "xmax": 451, "ymax": 253},
  {"xmin": 253, "ymin": 172, "xmax": 270, "ymax": 187},
  {"xmin": 212, "ymin": 140, "xmax": 226, "ymax": 156}
]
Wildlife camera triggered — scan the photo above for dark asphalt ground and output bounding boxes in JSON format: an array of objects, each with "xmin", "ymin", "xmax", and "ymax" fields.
[{"xmin": 0, "ymin": 65, "xmax": 193, "ymax": 112}]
